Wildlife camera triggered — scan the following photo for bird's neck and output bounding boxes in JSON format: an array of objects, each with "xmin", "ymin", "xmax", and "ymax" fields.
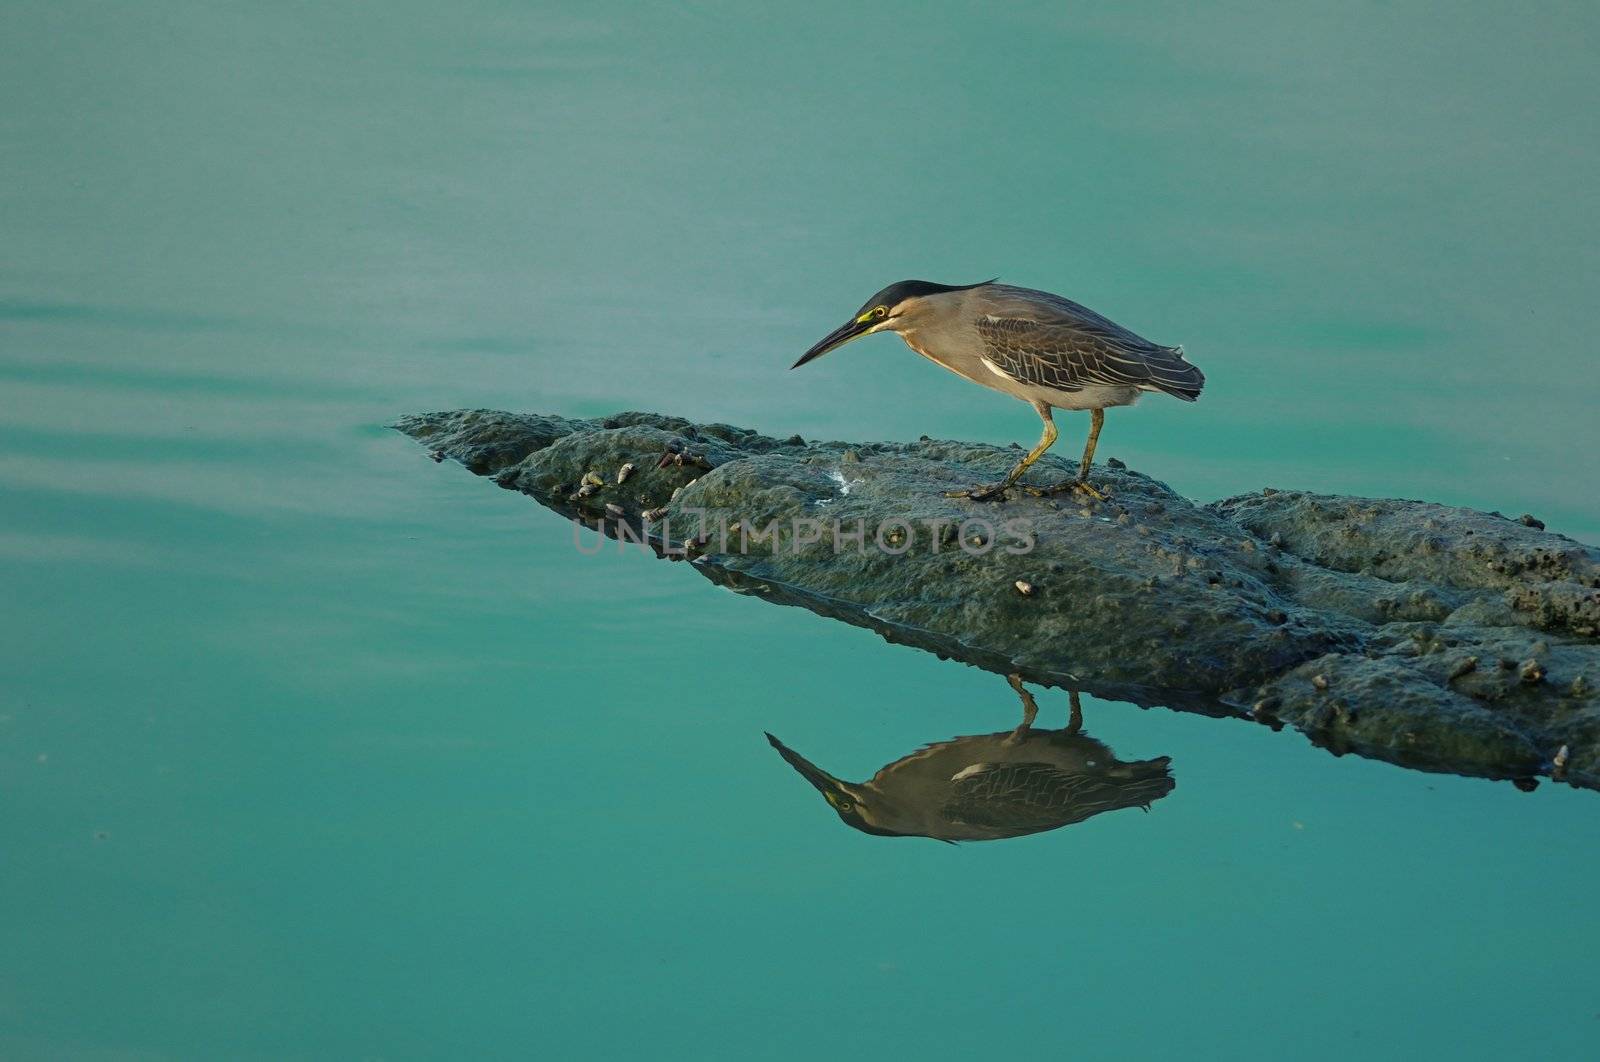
[{"xmin": 896, "ymin": 327, "xmax": 930, "ymax": 360}]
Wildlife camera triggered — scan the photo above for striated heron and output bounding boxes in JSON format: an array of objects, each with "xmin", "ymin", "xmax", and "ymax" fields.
[
  {"xmin": 794, "ymin": 279, "xmax": 1204, "ymax": 501},
  {"xmin": 764, "ymin": 678, "xmax": 1174, "ymax": 842}
]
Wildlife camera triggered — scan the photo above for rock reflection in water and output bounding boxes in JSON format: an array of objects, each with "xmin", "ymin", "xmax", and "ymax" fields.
[{"xmin": 766, "ymin": 677, "xmax": 1174, "ymax": 842}]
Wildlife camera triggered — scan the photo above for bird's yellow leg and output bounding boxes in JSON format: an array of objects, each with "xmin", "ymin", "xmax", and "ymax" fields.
[
  {"xmin": 1026, "ymin": 408, "xmax": 1107, "ymax": 499},
  {"xmin": 1077, "ymin": 408, "xmax": 1104, "ymax": 483},
  {"xmin": 1006, "ymin": 673, "xmax": 1039, "ymax": 743},
  {"xmin": 945, "ymin": 403, "xmax": 1056, "ymax": 501}
]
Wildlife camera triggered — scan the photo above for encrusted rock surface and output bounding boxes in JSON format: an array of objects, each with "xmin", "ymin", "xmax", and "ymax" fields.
[{"xmin": 396, "ymin": 409, "xmax": 1600, "ymax": 791}]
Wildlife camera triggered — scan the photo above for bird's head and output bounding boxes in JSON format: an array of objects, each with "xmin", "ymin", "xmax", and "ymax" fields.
[
  {"xmin": 792, "ymin": 278, "xmax": 996, "ymax": 369},
  {"xmin": 764, "ymin": 732, "xmax": 905, "ymax": 837}
]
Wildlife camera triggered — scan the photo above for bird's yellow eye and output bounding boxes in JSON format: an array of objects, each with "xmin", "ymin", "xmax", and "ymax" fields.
[
  {"xmin": 873, "ymin": 305, "xmax": 888, "ymax": 319},
  {"xmin": 836, "ymin": 800, "xmax": 853, "ymax": 812}
]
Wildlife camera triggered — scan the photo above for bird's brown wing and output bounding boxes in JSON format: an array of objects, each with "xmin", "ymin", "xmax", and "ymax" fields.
[
  {"xmin": 975, "ymin": 315, "xmax": 1203, "ymax": 400},
  {"xmin": 942, "ymin": 761, "xmax": 1175, "ymax": 837}
]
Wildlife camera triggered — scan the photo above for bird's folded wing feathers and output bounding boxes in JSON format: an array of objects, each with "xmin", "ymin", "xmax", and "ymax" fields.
[
  {"xmin": 942, "ymin": 761, "xmax": 1173, "ymax": 832},
  {"xmin": 975, "ymin": 315, "xmax": 1203, "ymax": 399}
]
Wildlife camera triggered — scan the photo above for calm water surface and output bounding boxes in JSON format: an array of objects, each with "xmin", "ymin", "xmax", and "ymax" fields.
[{"xmin": 3, "ymin": 3, "xmax": 1598, "ymax": 1058}]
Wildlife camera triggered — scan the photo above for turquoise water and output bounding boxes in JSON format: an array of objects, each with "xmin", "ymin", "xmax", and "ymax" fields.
[{"xmin": 3, "ymin": 2, "xmax": 1598, "ymax": 1058}]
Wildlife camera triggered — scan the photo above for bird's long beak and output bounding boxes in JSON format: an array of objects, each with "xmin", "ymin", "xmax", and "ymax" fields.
[
  {"xmin": 765, "ymin": 732, "xmax": 848, "ymax": 802},
  {"xmin": 792, "ymin": 315, "xmax": 873, "ymax": 369}
]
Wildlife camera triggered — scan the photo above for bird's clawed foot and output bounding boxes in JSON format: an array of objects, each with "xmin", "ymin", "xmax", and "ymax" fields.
[
  {"xmin": 1022, "ymin": 478, "xmax": 1107, "ymax": 501},
  {"xmin": 944, "ymin": 483, "xmax": 1011, "ymax": 502}
]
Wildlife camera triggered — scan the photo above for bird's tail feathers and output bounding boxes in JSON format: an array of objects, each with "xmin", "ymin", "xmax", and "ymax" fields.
[
  {"xmin": 1147, "ymin": 347, "xmax": 1204, "ymax": 401},
  {"xmin": 1109, "ymin": 756, "xmax": 1176, "ymax": 806}
]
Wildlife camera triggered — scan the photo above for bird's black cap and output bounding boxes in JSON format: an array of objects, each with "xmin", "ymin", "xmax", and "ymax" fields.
[{"xmin": 858, "ymin": 278, "xmax": 997, "ymax": 315}]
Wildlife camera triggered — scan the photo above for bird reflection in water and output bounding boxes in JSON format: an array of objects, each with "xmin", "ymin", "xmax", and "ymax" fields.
[{"xmin": 766, "ymin": 675, "xmax": 1174, "ymax": 842}]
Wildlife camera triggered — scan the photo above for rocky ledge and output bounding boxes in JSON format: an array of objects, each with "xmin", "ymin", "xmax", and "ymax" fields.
[{"xmin": 396, "ymin": 409, "xmax": 1599, "ymax": 791}]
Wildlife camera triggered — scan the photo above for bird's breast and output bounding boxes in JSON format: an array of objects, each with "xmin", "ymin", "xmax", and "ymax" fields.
[{"xmin": 895, "ymin": 328, "xmax": 1004, "ymax": 392}]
